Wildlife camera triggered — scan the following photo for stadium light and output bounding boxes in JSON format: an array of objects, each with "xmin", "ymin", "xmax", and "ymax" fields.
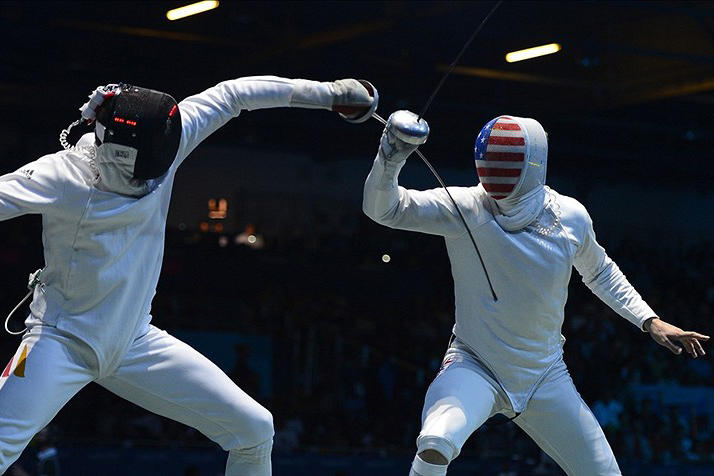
[
  {"xmin": 166, "ymin": 1, "xmax": 220, "ymax": 21},
  {"xmin": 505, "ymin": 43, "xmax": 562, "ymax": 63}
]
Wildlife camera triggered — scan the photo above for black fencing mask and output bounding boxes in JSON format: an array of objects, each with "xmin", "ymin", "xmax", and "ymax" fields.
[{"xmin": 95, "ymin": 84, "xmax": 182, "ymax": 179}]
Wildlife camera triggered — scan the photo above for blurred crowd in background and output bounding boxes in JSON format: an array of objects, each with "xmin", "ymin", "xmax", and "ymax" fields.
[
  {"xmin": 1, "ymin": 201, "xmax": 712, "ymax": 474},
  {"xmin": 5, "ymin": 0, "xmax": 714, "ymax": 471}
]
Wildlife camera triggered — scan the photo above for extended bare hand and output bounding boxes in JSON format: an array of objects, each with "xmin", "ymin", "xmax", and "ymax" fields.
[{"xmin": 644, "ymin": 318, "xmax": 710, "ymax": 357}]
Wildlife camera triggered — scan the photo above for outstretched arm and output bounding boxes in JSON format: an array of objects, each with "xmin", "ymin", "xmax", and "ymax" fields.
[
  {"xmin": 176, "ymin": 76, "xmax": 375, "ymax": 163},
  {"xmin": 573, "ymin": 205, "xmax": 709, "ymax": 357},
  {"xmin": 363, "ymin": 110, "xmax": 472, "ymax": 237},
  {"xmin": 0, "ymin": 156, "xmax": 64, "ymax": 221}
]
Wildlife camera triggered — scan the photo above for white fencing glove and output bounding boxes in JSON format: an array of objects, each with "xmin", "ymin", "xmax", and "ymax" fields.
[
  {"xmin": 290, "ymin": 78, "xmax": 378, "ymax": 123},
  {"xmin": 378, "ymin": 110, "xmax": 430, "ymax": 163}
]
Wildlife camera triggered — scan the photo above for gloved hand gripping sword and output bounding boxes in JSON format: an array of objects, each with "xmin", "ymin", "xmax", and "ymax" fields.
[
  {"xmin": 365, "ymin": 2, "xmax": 502, "ymax": 301},
  {"xmin": 373, "ymin": 111, "xmax": 498, "ymax": 301}
]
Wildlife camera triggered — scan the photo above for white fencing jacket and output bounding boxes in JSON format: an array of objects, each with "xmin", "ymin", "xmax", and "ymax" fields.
[
  {"xmin": 0, "ymin": 77, "xmax": 307, "ymax": 373},
  {"xmin": 363, "ymin": 155, "xmax": 656, "ymax": 411}
]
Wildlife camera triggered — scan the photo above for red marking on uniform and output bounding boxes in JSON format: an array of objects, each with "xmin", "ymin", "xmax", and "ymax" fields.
[
  {"xmin": 488, "ymin": 136, "xmax": 525, "ymax": 146},
  {"xmin": 485, "ymin": 151, "xmax": 524, "ymax": 161},
  {"xmin": 2, "ymin": 358, "xmax": 12, "ymax": 378},
  {"xmin": 439, "ymin": 357, "xmax": 455, "ymax": 373},
  {"xmin": 477, "ymin": 167, "xmax": 521, "ymax": 177},
  {"xmin": 482, "ymin": 183, "xmax": 516, "ymax": 193},
  {"xmin": 493, "ymin": 122, "xmax": 521, "ymax": 131},
  {"xmin": 169, "ymin": 105, "xmax": 178, "ymax": 117}
]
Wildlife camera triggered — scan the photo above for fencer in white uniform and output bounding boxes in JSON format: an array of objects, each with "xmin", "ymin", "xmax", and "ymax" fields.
[
  {"xmin": 362, "ymin": 111, "xmax": 709, "ymax": 476},
  {"xmin": 0, "ymin": 76, "xmax": 377, "ymax": 475}
]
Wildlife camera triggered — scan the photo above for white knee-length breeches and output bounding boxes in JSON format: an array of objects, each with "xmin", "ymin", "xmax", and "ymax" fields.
[
  {"xmin": 0, "ymin": 325, "xmax": 273, "ymax": 474},
  {"xmin": 416, "ymin": 342, "xmax": 621, "ymax": 476}
]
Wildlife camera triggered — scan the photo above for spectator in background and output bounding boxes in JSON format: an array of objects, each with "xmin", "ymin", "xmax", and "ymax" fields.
[
  {"xmin": 229, "ymin": 344, "xmax": 261, "ymax": 398},
  {"xmin": 592, "ymin": 388, "xmax": 624, "ymax": 433}
]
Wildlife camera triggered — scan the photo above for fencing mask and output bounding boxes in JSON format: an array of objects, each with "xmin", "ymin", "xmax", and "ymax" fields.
[
  {"xmin": 94, "ymin": 84, "xmax": 182, "ymax": 180},
  {"xmin": 474, "ymin": 115, "xmax": 548, "ymax": 231}
]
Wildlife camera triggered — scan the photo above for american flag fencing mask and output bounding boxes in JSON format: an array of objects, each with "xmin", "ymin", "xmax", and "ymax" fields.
[{"xmin": 474, "ymin": 116, "xmax": 548, "ymax": 201}]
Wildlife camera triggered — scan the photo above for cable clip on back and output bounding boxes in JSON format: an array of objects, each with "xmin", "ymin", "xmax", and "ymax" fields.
[
  {"xmin": 4, "ymin": 269, "xmax": 43, "ymax": 336},
  {"xmin": 60, "ymin": 83, "xmax": 121, "ymax": 151}
]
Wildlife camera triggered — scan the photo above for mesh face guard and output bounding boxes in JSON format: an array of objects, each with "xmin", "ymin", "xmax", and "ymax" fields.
[
  {"xmin": 95, "ymin": 84, "xmax": 182, "ymax": 180},
  {"xmin": 474, "ymin": 115, "xmax": 547, "ymax": 200}
]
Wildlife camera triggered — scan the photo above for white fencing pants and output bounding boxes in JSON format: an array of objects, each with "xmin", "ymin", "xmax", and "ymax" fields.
[
  {"xmin": 414, "ymin": 345, "xmax": 621, "ymax": 476},
  {"xmin": 0, "ymin": 325, "xmax": 273, "ymax": 475}
]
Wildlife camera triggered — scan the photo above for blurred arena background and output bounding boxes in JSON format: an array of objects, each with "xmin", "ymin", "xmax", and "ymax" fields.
[{"xmin": 2, "ymin": 1, "xmax": 714, "ymax": 474}]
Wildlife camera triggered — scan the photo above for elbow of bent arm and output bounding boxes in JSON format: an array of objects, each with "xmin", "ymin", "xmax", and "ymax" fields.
[
  {"xmin": 211, "ymin": 80, "xmax": 245, "ymax": 115},
  {"xmin": 362, "ymin": 155, "xmax": 407, "ymax": 226},
  {"xmin": 361, "ymin": 178, "xmax": 377, "ymax": 220},
  {"xmin": 581, "ymin": 264, "xmax": 620, "ymax": 298},
  {"xmin": 362, "ymin": 193, "xmax": 394, "ymax": 225},
  {"xmin": 362, "ymin": 196, "xmax": 377, "ymax": 221},
  {"xmin": 362, "ymin": 183, "xmax": 402, "ymax": 226}
]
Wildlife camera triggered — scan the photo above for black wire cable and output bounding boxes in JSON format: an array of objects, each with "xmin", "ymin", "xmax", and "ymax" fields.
[
  {"xmin": 372, "ymin": 113, "xmax": 498, "ymax": 301},
  {"xmin": 413, "ymin": 148, "xmax": 498, "ymax": 301},
  {"xmin": 371, "ymin": 1, "xmax": 503, "ymax": 301},
  {"xmin": 418, "ymin": 0, "xmax": 503, "ymax": 120}
]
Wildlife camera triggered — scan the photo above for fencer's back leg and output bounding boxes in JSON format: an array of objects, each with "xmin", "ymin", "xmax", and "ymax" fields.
[
  {"xmin": 0, "ymin": 327, "xmax": 96, "ymax": 472},
  {"xmin": 513, "ymin": 362, "xmax": 621, "ymax": 476}
]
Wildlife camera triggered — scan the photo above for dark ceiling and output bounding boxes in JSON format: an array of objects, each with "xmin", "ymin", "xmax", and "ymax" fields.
[{"xmin": 2, "ymin": 1, "xmax": 714, "ymax": 185}]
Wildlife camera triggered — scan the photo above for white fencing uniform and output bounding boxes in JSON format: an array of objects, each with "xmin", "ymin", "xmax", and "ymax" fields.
[
  {"xmin": 0, "ymin": 76, "xmax": 370, "ymax": 475},
  {"xmin": 363, "ymin": 144, "xmax": 656, "ymax": 474}
]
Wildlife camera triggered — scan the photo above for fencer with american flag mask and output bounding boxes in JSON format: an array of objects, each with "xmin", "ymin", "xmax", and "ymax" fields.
[
  {"xmin": 363, "ymin": 110, "xmax": 709, "ymax": 476},
  {"xmin": 0, "ymin": 75, "xmax": 377, "ymax": 476}
]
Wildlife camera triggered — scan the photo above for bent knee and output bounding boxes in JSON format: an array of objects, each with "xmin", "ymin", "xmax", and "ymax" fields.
[
  {"xmin": 416, "ymin": 434, "xmax": 458, "ymax": 463},
  {"xmin": 241, "ymin": 406, "xmax": 274, "ymax": 447},
  {"xmin": 411, "ymin": 450, "xmax": 449, "ymax": 476},
  {"xmin": 419, "ymin": 449, "xmax": 448, "ymax": 465},
  {"xmin": 222, "ymin": 402, "xmax": 274, "ymax": 451},
  {"xmin": 228, "ymin": 437, "xmax": 273, "ymax": 466},
  {"xmin": 244, "ymin": 405, "xmax": 274, "ymax": 445},
  {"xmin": 258, "ymin": 408, "xmax": 274, "ymax": 438}
]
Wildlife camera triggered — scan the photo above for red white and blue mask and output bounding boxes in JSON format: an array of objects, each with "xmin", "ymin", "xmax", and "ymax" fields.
[{"xmin": 474, "ymin": 115, "xmax": 548, "ymax": 200}]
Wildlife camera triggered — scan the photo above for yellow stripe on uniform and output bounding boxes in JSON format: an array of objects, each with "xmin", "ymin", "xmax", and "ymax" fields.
[{"xmin": 13, "ymin": 345, "xmax": 27, "ymax": 378}]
